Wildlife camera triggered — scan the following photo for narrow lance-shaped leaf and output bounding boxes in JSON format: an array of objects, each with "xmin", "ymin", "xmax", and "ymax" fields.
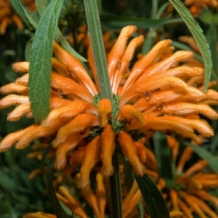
[
  {"xmin": 169, "ymin": 0, "xmax": 212, "ymax": 92},
  {"xmin": 83, "ymin": 1, "xmax": 113, "ymax": 101},
  {"xmin": 206, "ymin": 25, "xmax": 217, "ymax": 78},
  {"xmin": 29, "ymin": 0, "xmax": 64, "ymax": 123},
  {"xmin": 100, "ymin": 14, "xmax": 182, "ymax": 29},
  {"xmin": 185, "ymin": 143, "xmax": 218, "ymax": 173},
  {"xmin": 47, "ymin": 159, "xmax": 70, "ymax": 218},
  {"xmin": 153, "ymin": 132, "xmax": 174, "ymax": 188},
  {"xmin": 135, "ymin": 174, "xmax": 170, "ymax": 218},
  {"xmin": 35, "ymin": 0, "xmax": 87, "ymax": 62},
  {"xmin": 11, "ymin": 0, "xmax": 37, "ymax": 28}
]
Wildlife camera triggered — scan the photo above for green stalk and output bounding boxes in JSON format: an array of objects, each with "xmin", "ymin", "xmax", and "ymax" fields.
[
  {"xmin": 83, "ymin": 0, "xmax": 113, "ymax": 100},
  {"xmin": 83, "ymin": 0, "xmax": 122, "ymax": 217}
]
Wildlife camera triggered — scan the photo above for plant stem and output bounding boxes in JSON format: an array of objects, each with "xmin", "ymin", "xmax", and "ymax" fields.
[
  {"xmin": 83, "ymin": 0, "xmax": 113, "ymax": 101},
  {"xmin": 83, "ymin": 0, "xmax": 123, "ymax": 217},
  {"xmin": 109, "ymin": 153, "xmax": 123, "ymax": 218}
]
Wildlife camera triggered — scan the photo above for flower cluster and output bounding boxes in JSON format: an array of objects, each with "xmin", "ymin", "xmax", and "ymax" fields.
[
  {"xmin": 184, "ymin": 0, "xmax": 218, "ymax": 16},
  {"xmin": 0, "ymin": 0, "xmax": 35, "ymax": 34},
  {"xmin": 1, "ymin": 25, "xmax": 218, "ymax": 186},
  {"xmin": 142, "ymin": 136, "xmax": 218, "ymax": 218},
  {"xmin": 1, "ymin": 25, "xmax": 218, "ymax": 217}
]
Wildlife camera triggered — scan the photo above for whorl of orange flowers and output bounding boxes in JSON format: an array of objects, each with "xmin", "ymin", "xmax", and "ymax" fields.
[
  {"xmin": 184, "ymin": 0, "xmax": 218, "ymax": 16},
  {"xmin": 1, "ymin": 25, "xmax": 218, "ymax": 189},
  {"xmin": 0, "ymin": 0, "xmax": 36, "ymax": 34},
  {"xmin": 142, "ymin": 136, "xmax": 218, "ymax": 218}
]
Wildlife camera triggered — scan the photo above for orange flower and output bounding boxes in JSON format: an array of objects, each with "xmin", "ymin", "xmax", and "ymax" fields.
[
  {"xmin": 184, "ymin": 0, "xmax": 218, "ymax": 16},
  {"xmin": 0, "ymin": 0, "xmax": 36, "ymax": 34},
  {"xmin": 0, "ymin": 25, "xmax": 218, "ymax": 189},
  {"xmin": 145, "ymin": 136, "xmax": 218, "ymax": 218}
]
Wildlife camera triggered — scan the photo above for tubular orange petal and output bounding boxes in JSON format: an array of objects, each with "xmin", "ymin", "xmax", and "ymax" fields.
[
  {"xmin": 81, "ymin": 185, "xmax": 101, "ymax": 218},
  {"xmin": 140, "ymin": 115, "xmax": 194, "ymax": 136},
  {"xmin": 12, "ymin": 14, "xmax": 23, "ymax": 29},
  {"xmin": 0, "ymin": 83, "xmax": 28, "ymax": 94},
  {"xmin": 51, "ymin": 72, "xmax": 93, "ymax": 102},
  {"xmin": 190, "ymin": 190, "xmax": 218, "ymax": 208},
  {"xmin": 23, "ymin": 212, "xmax": 56, "ymax": 218},
  {"xmin": 123, "ymin": 190, "xmax": 141, "ymax": 218},
  {"xmin": 79, "ymin": 136, "xmax": 101, "ymax": 188},
  {"xmin": 42, "ymin": 101, "xmax": 97, "ymax": 128},
  {"xmin": 178, "ymin": 199, "xmax": 193, "ymax": 218},
  {"xmin": 54, "ymin": 133, "xmax": 86, "ymax": 169},
  {"xmin": 170, "ymin": 189, "xmax": 179, "ymax": 211},
  {"xmin": 111, "ymin": 35, "xmax": 144, "ymax": 94},
  {"xmin": 88, "ymin": 38, "xmax": 99, "ymax": 91},
  {"xmin": 107, "ymin": 25, "xmax": 137, "ymax": 81},
  {"xmin": 150, "ymin": 65, "xmax": 203, "ymax": 80},
  {"xmin": 179, "ymin": 36, "xmax": 200, "ymax": 53},
  {"xmin": 118, "ymin": 104, "xmax": 145, "ymax": 124},
  {"xmin": 97, "ymin": 98, "xmax": 112, "ymax": 127},
  {"xmin": 0, "ymin": 125, "xmax": 36, "ymax": 152},
  {"xmin": 69, "ymin": 147, "xmax": 87, "ymax": 170},
  {"xmin": 0, "ymin": 17, "xmax": 10, "ymax": 35},
  {"xmin": 57, "ymin": 186, "xmax": 87, "ymax": 218},
  {"xmin": 122, "ymin": 39, "xmax": 172, "ymax": 93},
  {"xmin": 15, "ymin": 73, "xmax": 29, "ymax": 85},
  {"xmin": 138, "ymin": 50, "xmax": 193, "ymax": 80},
  {"xmin": 53, "ymin": 42, "xmax": 97, "ymax": 96},
  {"xmin": 51, "ymin": 58, "xmax": 69, "ymax": 77},
  {"xmin": 189, "ymin": 197, "xmax": 218, "ymax": 218},
  {"xmin": 7, "ymin": 103, "xmax": 31, "ymax": 121},
  {"xmin": 0, "ymin": 94, "xmax": 29, "ymax": 108},
  {"xmin": 12, "ymin": 62, "xmax": 29, "ymax": 73},
  {"xmin": 15, "ymin": 125, "xmax": 55, "ymax": 149},
  {"xmin": 96, "ymin": 173, "xmax": 106, "ymax": 218},
  {"xmin": 205, "ymin": 89, "xmax": 218, "ymax": 101},
  {"xmin": 179, "ymin": 192, "xmax": 207, "ymax": 218},
  {"xmin": 118, "ymin": 131, "xmax": 145, "ymax": 176},
  {"xmin": 184, "ymin": 160, "xmax": 208, "ymax": 176},
  {"xmin": 160, "ymin": 102, "xmax": 218, "ymax": 119},
  {"xmin": 120, "ymin": 77, "xmax": 192, "ymax": 106},
  {"xmin": 52, "ymin": 114, "xmax": 98, "ymax": 146},
  {"xmin": 133, "ymin": 141, "xmax": 147, "ymax": 163},
  {"xmin": 170, "ymin": 211, "xmax": 184, "ymax": 218},
  {"xmin": 49, "ymin": 96, "xmax": 73, "ymax": 109},
  {"xmin": 100, "ymin": 124, "xmax": 115, "ymax": 176}
]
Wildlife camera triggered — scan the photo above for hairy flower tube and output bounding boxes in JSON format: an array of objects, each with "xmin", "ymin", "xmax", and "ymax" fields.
[
  {"xmin": 1, "ymin": 25, "xmax": 218, "ymax": 191},
  {"xmin": 0, "ymin": 0, "xmax": 36, "ymax": 34}
]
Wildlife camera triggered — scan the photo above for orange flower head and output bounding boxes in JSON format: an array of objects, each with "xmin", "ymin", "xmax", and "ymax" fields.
[
  {"xmin": 144, "ymin": 136, "xmax": 218, "ymax": 218},
  {"xmin": 1, "ymin": 25, "xmax": 218, "ymax": 189}
]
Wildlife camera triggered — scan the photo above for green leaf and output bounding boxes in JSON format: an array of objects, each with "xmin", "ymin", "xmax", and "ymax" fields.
[
  {"xmin": 137, "ymin": 198, "xmax": 144, "ymax": 218},
  {"xmin": 35, "ymin": 0, "xmax": 87, "ymax": 62},
  {"xmin": 135, "ymin": 174, "xmax": 170, "ymax": 218},
  {"xmin": 83, "ymin": 1, "xmax": 113, "ymax": 101},
  {"xmin": 29, "ymin": 0, "xmax": 64, "ymax": 123},
  {"xmin": 47, "ymin": 159, "xmax": 70, "ymax": 218},
  {"xmin": 206, "ymin": 25, "xmax": 217, "ymax": 74},
  {"xmin": 142, "ymin": 29, "xmax": 156, "ymax": 55},
  {"xmin": 156, "ymin": 2, "xmax": 170, "ymax": 19},
  {"xmin": 55, "ymin": 30, "xmax": 87, "ymax": 62},
  {"xmin": 169, "ymin": 0, "xmax": 212, "ymax": 92},
  {"xmin": 185, "ymin": 143, "xmax": 218, "ymax": 173},
  {"xmin": 25, "ymin": 39, "xmax": 32, "ymax": 61},
  {"xmin": 0, "ymin": 171, "xmax": 17, "ymax": 192},
  {"xmin": 153, "ymin": 132, "xmax": 174, "ymax": 188},
  {"xmin": 171, "ymin": 41, "xmax": 203, "ymax": 63},
  {"xmin": 100, "ymin": 14, "xmax": 182, "ymax": 29},
  {"xmin": 11, "ymin": 0, "xmax": 37, "ymax": 28}
]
